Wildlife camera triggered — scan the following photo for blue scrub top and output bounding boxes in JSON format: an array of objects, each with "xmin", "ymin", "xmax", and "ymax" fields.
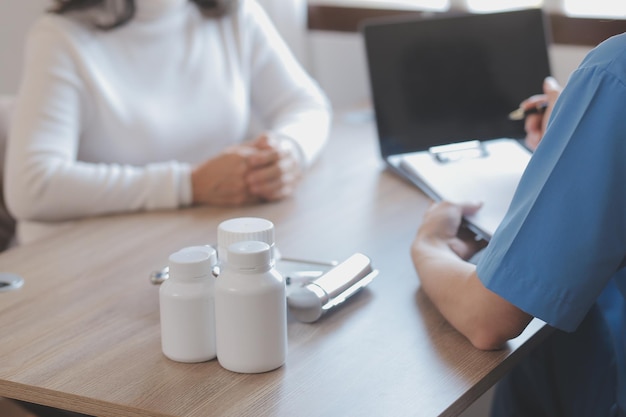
[{"xmin": 477, "ymin": 32, "xmax": 626, "ymax": 411}]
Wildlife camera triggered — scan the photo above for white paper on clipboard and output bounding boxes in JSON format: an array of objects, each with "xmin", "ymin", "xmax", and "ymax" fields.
[{"xmin": 399, "ymin": 138, "xmax": 531, "ymax": 240}]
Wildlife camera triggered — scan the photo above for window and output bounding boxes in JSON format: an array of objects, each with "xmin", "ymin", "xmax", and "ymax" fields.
[
  {"xmin": 468, "ymin": 0, "xmax": 626, "ymax": 15},
  {"xmin": 309, "ymin": 0, "xmax": 626, "ymax": 18},
  {"xmin": 564, "ymin": 0, "xmax": 626, "ymax": 18},
  {"xmin": 308, "ymin": 0, "xmax": 448, "ymax": 12},
  {"xmin": 466, "ymin": 0, "xmax": 541, "ymax": 13}
]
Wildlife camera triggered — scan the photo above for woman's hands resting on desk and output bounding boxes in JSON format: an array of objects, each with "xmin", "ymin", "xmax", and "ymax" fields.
[
  {"xmin": 521, "ymin": 76, "xmax": 562, "ymax": 151},
  {"xmin": 191, "ymin": 134, "xmax": 303, "ymax": 206}
]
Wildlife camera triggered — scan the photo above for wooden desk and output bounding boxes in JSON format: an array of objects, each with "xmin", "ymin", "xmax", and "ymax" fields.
[{"xmin": 0, "ymin": 114, "xmax": 550, "ymax": 417}]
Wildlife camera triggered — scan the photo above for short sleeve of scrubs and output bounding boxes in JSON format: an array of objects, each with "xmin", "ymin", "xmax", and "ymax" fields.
[{"xmin": 476, "ymin": 34, "xmax": 626, "ymax": 332}]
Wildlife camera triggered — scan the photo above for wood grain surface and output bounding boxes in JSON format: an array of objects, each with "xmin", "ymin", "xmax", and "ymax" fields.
[{"xmin": 0, "ymin": 114, "xmax": 551, "ymax": 417}]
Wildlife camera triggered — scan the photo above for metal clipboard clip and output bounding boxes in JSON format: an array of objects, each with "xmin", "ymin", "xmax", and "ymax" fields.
[{"xmin": 428, "ymin": 140, "xmax": 488, "ymax": 163}]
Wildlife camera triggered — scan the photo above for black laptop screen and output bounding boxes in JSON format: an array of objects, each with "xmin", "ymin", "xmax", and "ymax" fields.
[{"xmin": 362, "ymin": 8, "xmax": 552, "ymax": 158}]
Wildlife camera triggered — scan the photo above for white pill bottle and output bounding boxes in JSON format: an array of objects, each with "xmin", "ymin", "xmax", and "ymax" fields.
[
  {"xmin": 215, "ymin": 240, "xmax": 287, "ymax": 373},
  {"xmin": 159, "ymin": 247, "xmax": 217, "ymax": 363}
]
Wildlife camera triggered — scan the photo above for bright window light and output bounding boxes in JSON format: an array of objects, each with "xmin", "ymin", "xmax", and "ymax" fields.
[
  {"xmin": 466, "ymin": 0, "xmax": 542, "ymax": 13},
  {"xmin": 311, "ymin": 0, "xmax": 626, "ymax": 18},
  {"xmin": 308, "ymin": 0, "xmax": 449, "ymax": 12},
  {"xmin": 563, "ymin": 1, "xmax": 626, "ymax": 18}
]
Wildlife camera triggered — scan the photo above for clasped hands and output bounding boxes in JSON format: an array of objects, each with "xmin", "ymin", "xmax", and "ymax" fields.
[{"xmin": 191, "ymin": 133, "xmax": 303, "ymax": 206}]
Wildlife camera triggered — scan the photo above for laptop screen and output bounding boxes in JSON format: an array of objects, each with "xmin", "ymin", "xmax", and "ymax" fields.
[{"xmin": 362, "ymin": 8, "xmax": 552, "ymax": 158}]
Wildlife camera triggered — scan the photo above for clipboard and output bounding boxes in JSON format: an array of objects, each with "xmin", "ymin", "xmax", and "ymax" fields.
[{"xmin": 398, "ymin": 138, "xmax": 531, "ymax": 240}]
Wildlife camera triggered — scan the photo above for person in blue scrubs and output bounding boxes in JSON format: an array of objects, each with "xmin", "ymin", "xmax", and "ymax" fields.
[{"xmin": 411, "ymin": 32, "xmax": 626, "ymax": 416}]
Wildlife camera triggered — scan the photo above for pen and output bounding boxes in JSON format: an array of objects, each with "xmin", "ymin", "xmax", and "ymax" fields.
[{"xmin": 508, "ymin": 102, "xmax": 548, "ymax": 120}]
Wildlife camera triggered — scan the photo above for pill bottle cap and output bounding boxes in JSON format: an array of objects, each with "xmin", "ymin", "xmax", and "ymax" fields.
[
  {"xmin": 217, "ymin": 217, "xmax": 275, "ymax": 260},
  {"xmin": 169, "ymin": 249, "xmax": 214, "ymax": 280},
  {"xmin": 227, "ymin": 241, "xmax": 272, "ymax": 273},
  {"xmin": 178, "ymin": 245, "xmax": 217, "ymax": 265}
]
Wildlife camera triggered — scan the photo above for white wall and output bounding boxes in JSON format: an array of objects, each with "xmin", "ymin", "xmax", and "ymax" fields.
[{"xmin": 0, "ymin": 1, "xmax": 49, "ymax": 95}]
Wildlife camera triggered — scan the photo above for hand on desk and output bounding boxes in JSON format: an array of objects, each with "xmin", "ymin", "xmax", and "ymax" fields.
[
  {"xmin": 521, "ymin": 76, "xmax": 562, "ymax": 151},
  {"xmin": 191, "ymin": 134, "xmax": 303, "ymax": 206},
  {"xmin": 414, "ymin": 201, "xmax": 486, "ymax": 261},
  {"xmin": 245, "ymin": 134, "xmax": 303, "ymax": 202}
]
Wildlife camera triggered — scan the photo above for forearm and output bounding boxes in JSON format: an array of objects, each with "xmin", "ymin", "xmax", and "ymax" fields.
[
  {"xmin": 412, "ymin": 238, "xmax": 488, "ymax": 344},
  {"xmin": 412, "ymin": 237, "xmax": 530, "ymax": 350},
  {"xmin": 5, "ymin": 158, "xmax": 191, "ymax": 222}
]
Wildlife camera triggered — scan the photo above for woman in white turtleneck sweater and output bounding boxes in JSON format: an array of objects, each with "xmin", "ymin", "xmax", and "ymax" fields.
[{"xmin": 4, "ymin": 0, "xmax": 331, "ymax": 244}]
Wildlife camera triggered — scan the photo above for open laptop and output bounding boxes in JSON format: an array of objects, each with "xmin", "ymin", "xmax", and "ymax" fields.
[{"xmin": 362, "ymin": 8, "xmax": 552, "ymax": 238}]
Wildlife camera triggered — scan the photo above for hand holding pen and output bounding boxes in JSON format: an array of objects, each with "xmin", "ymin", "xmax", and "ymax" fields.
[{"xmin": 509, "ymin": 76, "xmax": 562, "ymax": 151}]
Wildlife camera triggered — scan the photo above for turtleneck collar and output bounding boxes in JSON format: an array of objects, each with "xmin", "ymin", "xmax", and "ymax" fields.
[{"xmin": 134, "ymin": 0, "xmax": 188, "ymax": 21}]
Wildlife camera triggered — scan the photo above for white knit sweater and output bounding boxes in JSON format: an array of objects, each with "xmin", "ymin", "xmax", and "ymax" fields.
[{"xmin": 5, "ymin": 0, "xmax": 331, "ymax": 243}]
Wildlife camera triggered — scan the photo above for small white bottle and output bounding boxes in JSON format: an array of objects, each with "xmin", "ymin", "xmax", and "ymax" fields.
[
  {"xmin": 160, "ymin": 247, "xmax": 217, "ymax": 363},
  {"xmin": 215, "ymin": 241, "xmax": 287, "ymax": 373}
]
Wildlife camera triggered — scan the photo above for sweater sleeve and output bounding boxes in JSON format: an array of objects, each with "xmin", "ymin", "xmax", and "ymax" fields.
[
  {"xmin": 4, "ymin": 17, "xmax": 193, "ymax": 223},
  {"xmin": 242, "ymin": 0, "xmax": 332, "ymax": 167}
]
